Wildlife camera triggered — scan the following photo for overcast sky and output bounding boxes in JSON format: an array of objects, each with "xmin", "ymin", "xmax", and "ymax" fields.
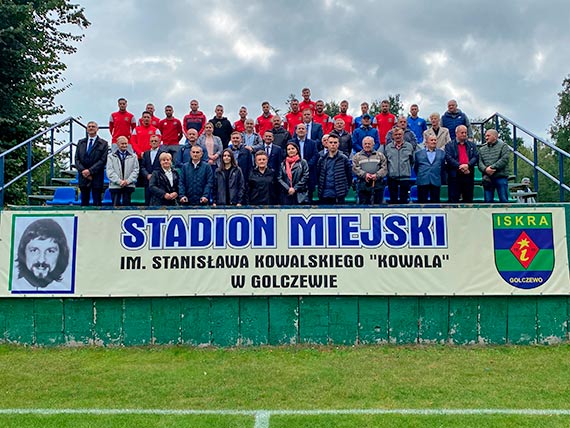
[{"xmin": 54, "ymin": 0, "xmax": 570, "ymax": 141}]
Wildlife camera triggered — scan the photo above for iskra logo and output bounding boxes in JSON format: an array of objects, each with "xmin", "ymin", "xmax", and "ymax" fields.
[{"xmin": 492, "ymin": 213, "xmax": 554, "ymax": 289}]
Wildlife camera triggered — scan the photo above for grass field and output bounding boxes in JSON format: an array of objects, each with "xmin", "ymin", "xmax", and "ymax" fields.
[{"xmin": 0, "ymin": 344, "xmax": 569, "ymax": 427}]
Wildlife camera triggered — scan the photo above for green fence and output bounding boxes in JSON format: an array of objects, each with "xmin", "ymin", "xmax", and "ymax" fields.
[{"xmin": 0, "ymin": 295, "xmax": 568, "ymax": 346}]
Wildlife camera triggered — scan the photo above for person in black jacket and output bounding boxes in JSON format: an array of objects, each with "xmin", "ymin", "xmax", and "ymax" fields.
[
  {"xmin": 75, "ymin": 121, "xmax": 109, "ymax": 206},
  {"xmin": 229, "ymin": 131, "xmax": 253, "ymax": 181},
  {"xmin": 140, "ymin": 134, "xmax": 166, "ymax": 205},
  {"xmin": 209, "ymin": 105, "xmax": 233, "ymax": 149},
  {"xmin": 213, "ymin": 149, "xmax": 245, "ymax": 206},
  {"xmin": 248, "ymin": 150, "xmax": 278, "ymax": 205},
  {"xmin": 149, "ymin": 152, "xmax": 179, "ymax": 206},
  {"xmin": 316, "ymin": 133, "xmax": 352, "ymax": 204},
  {"xmin": 445, "ymin": 125, "xmax": 479, "ymax": 203}
]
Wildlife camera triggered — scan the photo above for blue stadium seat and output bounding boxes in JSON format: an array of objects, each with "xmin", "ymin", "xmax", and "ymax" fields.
[
  {"xmin": 383, "ymin": 186, "xmax": 390, "ymax": 203},
  {"xmin": 102, "ymin": 188, "xmax": 112, "ymax": 206},
  {"xmin": 409, "ymin": 185, "xmax": 418, "ymax": 202},
  {"xmin": 69, "ymin": 172, "xmax": 79, "ymax": 185},
  {"xmin": 46, "ymin": 187, "xmax": 77, "ymax": 205},
  {"xmin": 73, "ymin": 190, "xmax": 93, "ymax": 205}
]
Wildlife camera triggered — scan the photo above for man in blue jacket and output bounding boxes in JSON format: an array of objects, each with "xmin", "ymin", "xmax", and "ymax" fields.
[
  {"xmin": 179, "ymin": 145, "xmax": 213, "ymax": 205},
  {"xmin": 414, "ymin": 135, "xmax": 446, "ymax": 203}
]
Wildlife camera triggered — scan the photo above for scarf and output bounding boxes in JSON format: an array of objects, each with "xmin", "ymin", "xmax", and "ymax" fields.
[{"xmin": 285, "ymin": 155, "xmax": 300, "ymax": 184}]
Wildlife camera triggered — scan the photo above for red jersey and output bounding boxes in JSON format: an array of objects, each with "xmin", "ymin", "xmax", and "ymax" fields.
[
  {"xmin": 182, "ymin": 111, "xmax": 207, "ymax": 134},
  {"xmin": 255, "ymin": 113, "xmax": 274, "ymax": 136},
  {"xmin": 109, "ymin": 111, "xmax": 136, "ymax": 144},
  {"xmin": 374, "ymin": 112, "xmax": 396, "ymax": 144},
  {"xmin": 158, "ymin": 117, "xmax": 183, "ymax": 146},
  {"xmin": 233, "ymin": 119, "xmax": 246, "ymax": 133},
  {"xmin": 131, "ymin": 125, "xmax": 160, "ymax": 158},
  {"xmin": 284, "ymin": 111, "xmax": 303, "ymax": 134},
  {"xmin": 138, "ymin": 115, "xmax": 160, "ymax": 128},
  {"xmin": 299, "ymin": 99, "xmax": 316, "ymax": 113},
  {"xmin": 313, "ymin": 112, "xmax": 332, "ymax": 133},
  {"xmin": 333, "ymin": 113, "xmax": 353, "ymax": 133}
]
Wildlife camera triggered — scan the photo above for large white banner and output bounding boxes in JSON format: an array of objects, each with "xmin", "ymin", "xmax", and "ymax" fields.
[{"xmin": 0, "ymin": 207, "xmax": 568, "ymax": 296}]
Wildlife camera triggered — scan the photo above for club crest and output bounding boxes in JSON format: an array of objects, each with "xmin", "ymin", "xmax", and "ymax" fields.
[{"xmin": 492, "ymin": 213, "xmax": 554, "ymax": 289}]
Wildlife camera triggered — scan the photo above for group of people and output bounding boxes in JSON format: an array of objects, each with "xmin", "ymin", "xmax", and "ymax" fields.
[{"xmin": 74, "ymin": 89, "xmax": 512, "ymax": 207}]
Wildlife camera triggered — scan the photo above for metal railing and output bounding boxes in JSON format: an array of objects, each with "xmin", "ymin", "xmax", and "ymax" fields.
[
  {"xmin": 0, "ymin": 117, "xmax": 90, "ymax": 206},
  {"xmin": 473, "ymin": 112, "xmax": 570, "ymax": 201}
]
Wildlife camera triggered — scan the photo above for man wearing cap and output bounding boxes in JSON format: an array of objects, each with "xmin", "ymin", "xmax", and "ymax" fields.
[{"xmin": 352, "ymin": 113, "xmax": 380, "ymax": 153}]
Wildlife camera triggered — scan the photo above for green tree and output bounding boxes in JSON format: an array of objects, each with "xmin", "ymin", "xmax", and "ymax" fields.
[
  {"xmin": 323, "ymin": 100, "xmax": 340, "ymax": 118},
  {"xmin": 550, "ymin": 74, "xmax": 570, "ymax": 153},
  {"xmin": 369, "ymin": 95, "xmax": 404, "ymax": 117},
  {"xmin": 0, "ymin": 0, "xmax": 89, "ymax": 205}
]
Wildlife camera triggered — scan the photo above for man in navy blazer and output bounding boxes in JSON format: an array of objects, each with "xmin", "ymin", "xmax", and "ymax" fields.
[
  {"xmin": 299, "ymin": 108, "xmax": 324, "ymax": 145},
  {"xmin": 75, "ymin": 121, "xmax": 109, "ymax": 206},
  {"xmin": 289, "ymin": 123, "xmax": 319, "ymax": 199},
  {"xmin": 445, "ymin": 125, "xmax": 479, "ymax": 203},
  {"xmin": 140, "ymin": 134, "xmax": 167, "ymax": 204},
  {"xmin": 414, "ymin": 135, "xmax": 446, "ymax": 203},
  {"xmin": 257, "ymin": 130, "xmax": 284, "ymax": 176}
]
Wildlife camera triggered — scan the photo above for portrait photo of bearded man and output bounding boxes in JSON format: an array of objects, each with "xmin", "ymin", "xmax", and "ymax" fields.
[{"xmin": 11, "ymin": 217, "xmax": 75, "ymax": 293}]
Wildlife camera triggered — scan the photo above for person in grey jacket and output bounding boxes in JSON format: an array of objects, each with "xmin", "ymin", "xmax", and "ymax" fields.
[
  {"xmin": 352, "ymin": 136, "xmax": 387, "ymax": 204},
  {"xmin": 106, "ymin": 136, "xmax": 139, "ymax": 206},
  {"xmin": 414, "ymin": 135, "xmax": 446, "ymax": 203},
  {"xmin": 478, "ymin": 129, "xmax": 511, "ymax": 203},
  {"xmin": 213, "ymin": 149, "xmax": 245, "ymax": 206},
  {"xmin": 381, "ymin": 128, "xmax": 416, "ymax": 204}
]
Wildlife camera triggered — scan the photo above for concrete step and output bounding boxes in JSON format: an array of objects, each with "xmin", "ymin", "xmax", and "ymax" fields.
[{"xmin": 51, "ymin": 177, "xmax": 74, "ymax": 185}]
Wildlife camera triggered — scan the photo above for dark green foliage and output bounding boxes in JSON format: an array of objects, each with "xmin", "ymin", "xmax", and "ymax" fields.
[
  {"xmin": 369, "ymin": 94, "xmax": 404, "ymax": 117},
  {"xmin": 0, "ymin": 1, "xmax": 89, "ymax": 205}
]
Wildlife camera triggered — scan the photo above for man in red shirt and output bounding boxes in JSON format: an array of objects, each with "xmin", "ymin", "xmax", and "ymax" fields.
[
  {"xmin": 182, "ymin": 99, "xmax": 207, "ymax": 134},
  {"xmin": 109, "ymin": 98, "xmax": 136, "ymax": 144},
  {"xmin": 333, "ymin": 100, "xmax": 353, "ymax": 134},
  {"xmin": 158, "ymin": 105, "xmax": 183, "ymax": 157},
  {"xmin": 313, "ymin": 100, "xmax": 332, "ymax": 133},
  {"xmin": 374, "ymin": 99, "xmax": 396, "ymax": 145},
  {"xmin": 138, "ymin": 103, "xmax": 160, "ymax": 127},
  {"xmin": 131, "ymin": 111, "xmax": 161, "ymax": 158},
  {"xmin": 284, "ymin": 99, "xmax": 303, "ymax": 134},
  {"xmin": 299, "ymin": 87, "xmax": 316, "ymax": 113},
  {"xmin": 255, "ymin": 101, "xmax": 274, "ymax": 137},
  {"xmin": 233, "ymin": 106, "xmax": 248, "ymax": 132}
]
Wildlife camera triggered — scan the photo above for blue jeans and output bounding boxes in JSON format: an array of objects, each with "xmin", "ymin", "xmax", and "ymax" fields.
[{"xmin": 484, "ymin": 176, "xmax": 509, "ymax": 202}]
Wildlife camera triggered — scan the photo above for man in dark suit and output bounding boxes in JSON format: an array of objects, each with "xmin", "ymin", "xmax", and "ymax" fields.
[
  {"xmin": 289, "ymin": 123, "xmax": 319, "ymax": 200},
  {"xmin": 300, "ymin": 108, "xmax": 324, "ymax": 145},
  {"xmin": 257, "ymin": 130, "xmax": 283, "ymax": 175},
  {"xmin": 140, "ymin": 134, "xmax": 166, "ymax": 205},
  {"xmin": 229, "ymin": 131, "xmax": 253, "ymax": 181},
  {"xmin": 445, "ymin": 125, "xmax": 479, "ymax": 203},
  {"xmin": 75, "ymin": 121, "xmax": 109, "ymax": 206}
]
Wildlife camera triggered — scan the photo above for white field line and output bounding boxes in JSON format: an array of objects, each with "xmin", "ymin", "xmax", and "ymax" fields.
[{"xmin": 1, "ymin": 408, "xmax": 570, "ymax": 417}]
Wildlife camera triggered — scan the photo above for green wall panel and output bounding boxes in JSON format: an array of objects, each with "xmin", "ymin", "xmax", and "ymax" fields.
[
  {"xmin": 299, "ymin": 296, "xmax": 330, "ymax": 344},
  {"xmin": 358, "ymin": 297, "xmax": 389, "ymax": 344},
  {"xmin": 508, "ymin": 297, "xmax": 537, "ymax": 344},
  {"xmin": 93, "ymin": 298, "xmax": 123, "ymax": 345},
  {"xmin": 328, "ymin": 297, "xmax": 358, "ymax": 345},
  {"xmin": 180, "ymin": 298, "xmax": 210, "ymax": 345},
  {"xmin": 64, "ymin": 299, "xmax": 94, "ymax": 344},
  {"xmin": 3, "ymin": 299, "xmax": 35, "ymax": 344},
  {"xmin": 448, "ymin": 297, "xmax": 479, "ymax": 344},
  {"xmin": 419, "ymin": 297, "xmax": 449, "ymax": 343},
  {"xmin": 268, "ymin": 297, "xmax": 298, "ymax": 345},
  {"xmin": 151, "ymin": 298, "xmax": 181, "ymax": 345},
  {"xmin": 239, "ymin": 297, "xmax": 269, "ymax": 346},
  {"xmin": 537, "ymin": 296, "xmax": 567, "ymax": 344},
  {"xmin": 210, "ymin": 297, "xmax": 239, "ymax": 347},
  {"xmin": 389, "ymin": 297, "xmax": 419, "ymax": 344},
  {"xmin": 123, "ymin": 298, "xmax": 152, "ymax": 346},
  {"xmin": 34, "ymin": 299, "xmax": 65, "ymax": 345},
  {"xmin": 479, "ymin": 297, "xmax": 508, "ymax": 344}
]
